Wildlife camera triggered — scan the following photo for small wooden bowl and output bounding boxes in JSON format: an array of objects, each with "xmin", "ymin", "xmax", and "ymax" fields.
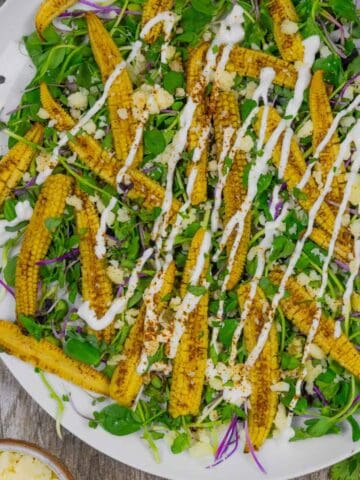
[{"xmin": 0, "ymin": 439, "xmax": 74, "ymax": 479}]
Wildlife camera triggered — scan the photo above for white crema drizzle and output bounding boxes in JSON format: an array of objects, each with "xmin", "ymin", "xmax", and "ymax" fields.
[{"xmin": 95, "ymin": 196, "xmax": 117, "ymax": 259}]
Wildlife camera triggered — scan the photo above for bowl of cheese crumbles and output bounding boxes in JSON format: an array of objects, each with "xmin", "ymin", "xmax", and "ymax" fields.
[{"xmin": 0, "ymin": 439, "xmax": 74, "ymax": 480}]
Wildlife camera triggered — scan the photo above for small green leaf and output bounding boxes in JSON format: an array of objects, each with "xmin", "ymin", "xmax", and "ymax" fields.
[
  {"xmin": 191, "ymin": 0, "xmax": 217, "ymax": 15},
  {"xmin": 3, "ymin": 256, "xmax": 17, "ymax": 287},
  {"xmin": 187, "ymin": 284, "xmax": 207, "ymax": 296},
  {"xmin": 45, "ymin": 217, "xmax": 62, "ymax": 233},
  {"xmin": 19, "ymin": 314, "xmax": 43, "ymax": 341},
  {"xmin": 281, "ymin": 352, "xmax": 300, "ymax": 370},
  {"xmin": 328, "ymin": 0, "xmax": 357, "ymax": 21},
  {"xmin": 171, "ymin": 432, "xmax": 191, "ymax": 454},
  {"xmin": 163, "ymin": 71, "xmax": 184, "ymax": 94},
  {"xmin": 3, "ymin": 199, "xmax": 17, "ymax": 221},
  {"xmin": 240, "ymin": 99, "xmax": 257, "ymax": 121},
  {"xmin": 144, "ymin": 129, "xmax": 166, "ymax": 155},
  {"xmin": 64, "ymin": 338, "xmax": 101, "ymax": 365},
  {"xmin": 313, "ymin": 54, "xmax": 344, "ymax": 86},
  {"xmin": 219, "ymin": 319, "xmax": 238, "ymax": 347}
]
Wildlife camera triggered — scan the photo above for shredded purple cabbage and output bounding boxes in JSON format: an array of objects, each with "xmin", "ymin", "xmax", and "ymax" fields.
[
  {"xmin": 333, "ymin": 258, "xmax": 350, "ymax": 272},
  {"xmin": 244, "ymin": 405, "xmax": 267, "ymax": 474},
  {"xmin": 36, "ymin": 248, "xmax": 80, "ymax": 266},
  {"xmin": 319, "ymin": 19, "xmax": 347, "ymax": 59},
  {"xmin": 313, "ymin": 385, "xmax": 329, "ymax": 406},
  {"xmin": 14, "ymin": 176, "xmax": 37, "ymax": 196},
  {"xmin": 207, "ymin": 415, "xmax": 239, "ymax": 468},
  {"xmin": 338, "ymin": 72, "xmax": 360, "ymax": 103},
  {"xmin": 0, "ymin": 279, "xmax": 15, "ymax": 298},
  {"xmin": 68, "ymin": 393, "xmax": 93, "ymax": 420}
]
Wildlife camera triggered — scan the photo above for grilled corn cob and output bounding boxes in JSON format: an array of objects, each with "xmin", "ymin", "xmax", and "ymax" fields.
[
  {"xmin": 238, "ymin": 283, "xmax": 279, "ymax": 450},
  {"xmin": 86, "ymin": 13, "xmax": 142, "ymax": 167},
  {"xmin": 185, "ymin": 43, "xmax": 210, "ymax": 205},
  {"xmin": 214, "ymin": 91, "xmax": 251, "ymax": 289},
  {"xmin": 169, "ymin": 227, "xmax": 209, "ymax": 417},
  {"xmin": 267, "ymin": 0, "xmax": 304, "ymax": 62},
  {"xmin": 15, "ymin": 174, "xmax": 73, "ymax": 317},
  {"xmin": 309, "ymin": 70, "xmax": 345, "ymax": 207},
  {"xmin": 141, "ymin": 0, "xmax": 174, "ymax": 43},
  {"xmin": 0, "ymin": 320, "xmax": 109, "ymax": 395},
  {"xmin": 75, "ymin": 188, "xmax": 114, "ymax": 343},
  {"xmin": 0, "ymin": 123, "xmax": 44, "ymax": 207},
  {"xmin": 227, "ymin": 47, "xmax": 297, "ymax": 89},
  {"xmin": 35, "ymin": 0, "xmax": 77, "ymax": 38},
  {"xmin": 40, "ymin": 82, "xmax": 181, "ymax": 219},
  {"xmin": 254, "ymin": 107, "xmax": 353, "ymax": 262},
  {"xmin": 40, "ymin": 82, "xmax": 75, "ymax": 130},
  {"xmin": 269, "ymin": 269, "xmax": 360, "ymax": 378},
  {"xmin": 110, "ymin": 262, "xmax": 176, "ymax": 407}
]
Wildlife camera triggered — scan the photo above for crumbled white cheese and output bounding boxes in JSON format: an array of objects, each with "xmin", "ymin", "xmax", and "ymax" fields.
[
  {"xmin": 271, "ymin": 381, "xmax": 290, "ymax": 393},
  {"xmin": 90, "ymin": 194, "xmax": 105, "ymax": 214},
  {"xmin": 304, "ymin": 360, "xmax": 324, "ymax": 394},
  {"xmin": 127, "ymin": 51, "xmax": 147, "ymax": 83},
  {"xmin": 175, "ymin": 87, "xmax": 185, "ymax": 97},
  {"xmin": 340, "ymin": 116, "xmax": 355, "ymax": 128},
  {"xmin": 296, "ymin": 119, "xmax": 313, "ymax": 139},
  {"xmin": 169, "ymin": 58, "xmax": 184, "ymax": 72},
  {"xmin": 349, "ymin": 174, "xmax": 360, "ymax": 208},
  {"xmin": 82, "ymin": 119, "xmax": 96, "ymax": 135},
  {"xmin": 216, "ymin": 70, "xmax": 236, "ymax": 91},
  {"xmin": 202, "ymin": 31, "xmax": 212, "ymax": 42},
  {"xmin": 117, "ymin": 207, "xmax": 131, "ymax": 223},
  {"xmin": 237, "ymin": 135, "xmax": 254, "ymax": 153},
  {"xmin": 37, "ymin": 108, "xmax": 50, "ymax": 120},
  {"xmin": 66, "ymin": 195, "xmax": 83, "ymax": 211},
  {"xmin": 162, "ymin": 45, "xmax": 176, "ymax": 63},
  {"xmin": 342, "ymin": 213, "xmax": 350, "ymax": 227},
  {"xmin": 240, "ymin": 80, "xmax": 258, "ymax": 99},
  {"xmin": 70, "ymin": 108, "xmax": 81, "ymax": 120},
  {"xmin": 68, "ymin": 89, "xmax": 88, "ymax": 110},
  {"xmin": 94, "ymin": 129, "xmax": 106, "ymax": 140},
  {"xmin": 343, "ymin": 85, "xmax": 354, "ymax": 101},
  {"xmin": 0, "ymin": 451, "xmax": 58, "ymax": 480},
  {"xmin": 207, "ymin": 159, "xmax": 218, "ymax": 173},
  {"xmin": 350, "ymin": 219, "xmax": 360, "ymax": 238},
  {"xmin": 280, "ymin": 19, "xmax": 299, "ymax": 35},
  {"xmin": 313, "ymin": 170, "xmax": 324, "ymax": 189},
  {"xmin": 351, "ymin": 292, "xmax": 360, "ymax": 312},
  {"xmin": 36, "ymin": 152, "xmax": 55, "ymax": 174},
  {"xmin": 132, "ymin": 84, "xmax": 174, "ymax": 120},
  {"xmin": 106, "ymin": 262, "xmax": 125, "ymax": 285},
  {"xmin": 107, "ymin": 353, "xmax": 127, "ymax": 366},
  {"xmin": 272, "ymin": 403, "xmax": 288, "ymax": 438},
  {"xmin": 125, "ymin": 308, "xmax": 139, "ymax": 325},
  {"xmin": 320, "ymin": 45, "xmax": 331, "ymax": 58},
  {"xmin": 308, "ymin": 343, "xmax": 326, "ymax": 360},
  {"xmin": 117, "ymin": 108, "xmax": 129, "ymax": 120},
  {"xmin": 287, "ymin": 336, "xmax": 304, "ymax": 357}
]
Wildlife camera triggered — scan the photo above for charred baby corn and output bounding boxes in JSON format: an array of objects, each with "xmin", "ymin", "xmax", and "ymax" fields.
[
  {"xmin": 309, "ymin": 70, "xmax": 346, "ymax": 207},
  {"xmin": 110, "ymin": 262, "xmax": 176, "ymax": 407},
  {"xmin": 213, "ymin": 91, "xmax": 251, "ymax": 289},
  {"xmin": 75, "ymin": 189, "xmax": 114, "ymax": 343},
  {"xmin": 0, "ymin": 123, "xmax": 44, "ymax": 207},
  {"xmin": 0, "ymin": 321, "xmax": 109, "ymax": 395},
  {"xmin": 238, "ymin": 284, "xmax": 279, "ymax": 451},
  {"xmin": 185, "ymin": 43, "xmax": 210, "ymax": 205},
  {"xmin": 141, "ymin": 0, "xmax": 174, "ymax": 43},
  {"xmin": 227, "ymin": 47, "xmax": 297, "ymax": 89},
  {"xmin": 254, "ymin": 106, "xmax": 353, "ymax": 262},
  {"xmin": 86, "ymin": 13, "xmax": 142, "ymax": 167},
  {"xmin": 40, "ymin": 82, "xmax": 181, "ymax": 218},
  {"xmin": 35, "ymin": 0, "xmax": 78, "ymax": 38},
  {"xmin": 269, "ymin": 269, "xmax": 360, "ymax": 379},
  {"xmin": 15, "ymin": 174, "xmax": 73, "ymax": 317},
  {"xmin": 267, "ymin": 0, "xmax": 304, "ymax": 62},
  {"xmin": 169, "ymin": 228, "xmax": 209, "ymax": 417}
]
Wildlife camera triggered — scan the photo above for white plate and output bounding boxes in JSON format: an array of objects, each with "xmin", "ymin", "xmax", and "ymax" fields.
[{"xmin": 0, "ymin": 1, "xmax": 359, "ymax": 479}]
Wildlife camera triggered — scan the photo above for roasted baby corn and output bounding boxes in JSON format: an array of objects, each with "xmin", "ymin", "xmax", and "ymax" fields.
[
  {"xmin": 238, "ymin": 284, "xmax": 279, "ymax": 451},
  {"xmin": 110, "ymin": 262, "xmax": 176, "ymax": 407},
  {"xmin": 0, "ymin": 321, "xmax": 109, "ymax": 395},
  {"xmin": 75, "ymin": 189, "xmax": 114, "ymax": 343},
  {"xmin": 35, "ymin": 0, "xmax": 78, "ymax": 38},
  {"xmin": 0, "ymin": 123, "xmax": 44, "ymax": 207},
  {"xmin": 141, "ymin": 0, "xmax": 174, "ymax": 43},
  {"xmin": 267, "ymin": 0, "xmax": 304, "ymax": 62},
  {"xmin": 227, "ymin": 47, "xmax": 297, "ymax": 89},
  {"xmin": 254, "ymin": 106, "xmax": 353, "ymax": 263},
  {"xmin": 309, "ymin": 70, "xmax": 346, "ymax": 207},
  {"xmin": 185, "ymin": 43, "xmax": 210, "ymax": 205},
  {"xmin": 40, "ymin": 82, "xmax": 75, "ymax": 131},
  {"xmin": 40, "ymin": 82, "xmax": 181, "ymax": 219},
  {"xmin": 214, "ymin": 91, "xmax": 251, "ymax": 289},
  {"xmin": 169, "ymin": 228, "xmax": 209, "ymax": 417},
  {"xmin": 86, "ymin": 13, "xmax": 142, "ymax": 167},
  {"xmin": 15, "ymin": 174, "xmax": 73, "ymax": 317},
  {"xmin": 269, "ymin": 269, "xmax": 360, "ymax": 378}
]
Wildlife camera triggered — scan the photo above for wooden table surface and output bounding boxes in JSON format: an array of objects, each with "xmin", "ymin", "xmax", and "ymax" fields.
[{"xmin": 0, "ymin": 360, "xmax": 330, "ymax": 479}]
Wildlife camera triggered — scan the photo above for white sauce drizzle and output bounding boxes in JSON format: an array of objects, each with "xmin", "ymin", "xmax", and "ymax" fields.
[
  {"xmin": 77, "ymin": 248, "xmax": 153, "ymax": 330},
  {"xmin": 95, "ymin": 196, "xmax": 117, "ymax": 259},
  {"xmin": 288, "ymin": 124, "xmax": 360, "ymax": 411},
  {"xmin": 342, "ymin": 237, "xmax": 360, "ymax": 323}
]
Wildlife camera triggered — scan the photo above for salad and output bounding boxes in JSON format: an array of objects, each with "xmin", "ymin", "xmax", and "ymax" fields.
[{"xmin": 0, "ymin": 0, "xmax": 360, "ymax": 471}]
